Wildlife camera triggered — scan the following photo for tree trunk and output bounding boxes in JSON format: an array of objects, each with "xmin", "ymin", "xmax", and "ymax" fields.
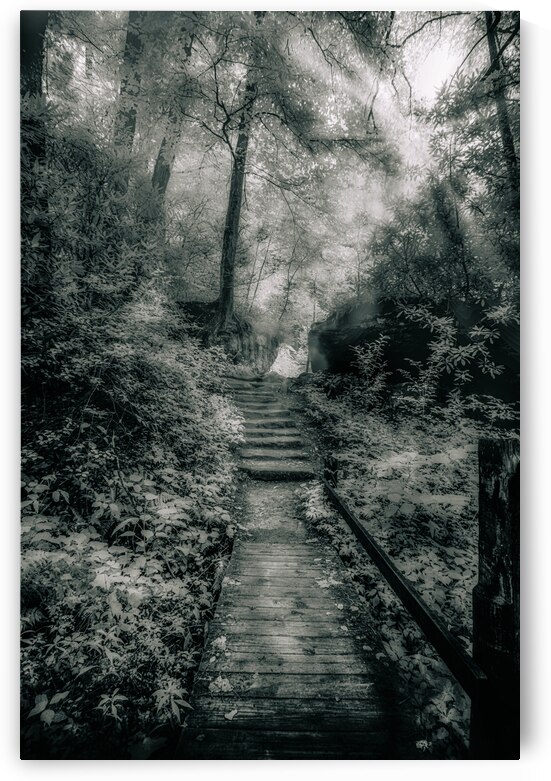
[
  {"xmin": 21, "ymin": 11, "xmax": 48, "ymax": 98},
  {"xmin": 248, "ymin": 236, "xmax": 271, "ymax": 312},
  {"xmin": 485, "ymin": 11, "xmax": 519, "ymax": 213},
  {"xmin": 146, "ymin": 109, "xmax": 182, "ymax": 227},
  {"xmin": 151, "ymin": 35, "xmax": 194, "ymax": 203},
  {"xmin": 216, "ymin": 11, "xmax": 264, "ymax": 333},
  {"xmin": 21, "ymin": 11, "xmax": 51, "ymax": 312},
  {"xmin": 113, "ymin": 10, "xmax": 146, "ymax": 187},
  {"xmin": 21, "ymin": 11, "xmax": 49, "ymax": 175},
  {"xmin": 152, "ymin": 129, "xmax": 177, "ymax": 198},
  {"xmin": 217, "ymin": 85, "xmax": 255, "ymax": 331},
  {"xmin": 470, "ymin": 438, "xmax": 520, "ymax": 758}
]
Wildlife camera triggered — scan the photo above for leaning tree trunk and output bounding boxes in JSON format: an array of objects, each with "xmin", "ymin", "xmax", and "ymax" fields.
[
  {"xmin": 151, "ymin": 116, "xmax": 180, "ymax": 200},
  {"xmin": 143, "ymin": 106, "xmax": 183, "ymax": 229},
  {"xmin": 113, "ymin": 10, "xmax": 146, "ymax": 189},
  {"xmin": 151, "ymin": 35, "xmax": 195, "ymax": 206},
  {"xmin": 485, "ymin": 11, "xmax": 519, "ymax": 213}
]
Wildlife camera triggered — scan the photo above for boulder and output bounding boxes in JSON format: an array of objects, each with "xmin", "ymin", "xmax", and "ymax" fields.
[{"xmin": 308, "ymin": 296, "xmax": 519, "ymax": 403}]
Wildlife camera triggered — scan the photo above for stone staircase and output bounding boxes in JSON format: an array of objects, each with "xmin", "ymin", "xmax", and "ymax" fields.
[{"xmin": 225, "ymin": 375, "xmax": 316, "ymax": 481}]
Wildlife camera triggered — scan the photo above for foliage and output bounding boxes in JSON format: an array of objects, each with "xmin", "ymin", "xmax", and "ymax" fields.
[
  {"xmin": 21, "ymin": 281, "xmax": 244, "ymax": 759},
  {"xmin": 348, "ymin": 335, "xmax": 391, "ymax": 410},
  {"xmin": 21, "ymin": 93, "xmax": 244, "ymax": 759},
  {"xmin": 298, "ymin": 480, "xmax": 471, "ymax": 758},
  {"xmin": 393, "ymin": 302, "xmax": 519, "ymax": 427},
  {"xmin": 294, "ymin": 383, "xmax": 486, "ymax": 756}
]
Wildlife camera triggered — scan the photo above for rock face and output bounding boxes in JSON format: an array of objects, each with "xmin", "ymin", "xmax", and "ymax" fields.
[
  {"xmin": 308, "ymin": 297, "xmax": 519, "ymax": 403},
  {"xmin": 227, "ymin": 330, "xmax": 279, "ymax": 375},
  {"xmin": 178, "ymin": 300, "xmax": 279, "ymax": 374},
  {"xmin": 308, "ymin": 298, "xmax": 430, "ymax": 377}
]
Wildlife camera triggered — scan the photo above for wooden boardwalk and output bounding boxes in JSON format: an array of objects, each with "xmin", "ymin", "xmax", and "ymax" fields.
[{"xmin": 175, "ymin": 377, "xmax": 420, "ymax": 759}]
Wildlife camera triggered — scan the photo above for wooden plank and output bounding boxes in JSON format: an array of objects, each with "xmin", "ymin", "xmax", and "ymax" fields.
[
  {"xmin": 176, "ymin": 726, "xmax": 420, "ymax": 760},
  {"xmin": 232, "ymin": 557, "xmax": 340, "ymax": 566},
  {"xmin": 226, "ymin": 565, "xmax": 337, "ymax": 577},
  {"xmin": 217, "ymin": 595, "xmax": 353, "ymax": 609},
  {"xmin": 220, "ymin": 587, "xmax": 344, "ymax": 599},
  {"xmin": 232, "ymin": 550, "xmax": 325, "ymax": 557},
  {"xmin": 207, "ymin": 636, "xmax": 356, "ymax": 655},
  {"xmin": 187, "ymin": 698, "xmax": 400, "ymax": 731},
  {"xmin": 212, "ymin": 606, "xmax": 343, "ymax": 621},
  {"xmin": 231, "ymin": 557, "xmax": 328, "ymax": 567},
  {"xmin": 234, "ymin": 543, "xmax": 323, "ymax": 552},
  {"xmin": 222, "ymin": 581, "xmax": 345, "ymax": 593},
  {"xmin": 225, "ymin": 571, "xmax": 339, "ymax": 580},
  {"xmin": 232, "ymin": 550, "xmax": 333, "ymax": 560},
  {"xmin": 192, "ymin": 672, "xmax": 378, "ymax": 700},
  {"xmin": 201, "ymin": 655, "xmax": 369, "ymax": 675},
  {"xmin": 223, "ymin": 573, "xmax": 344, "ymax": 586},
  {"xmin": 209, "ymin": 620, "xmax": 351, "ymax": 637},
  {"xmin": 232, "ymin": 550, "xmax": 327, "ymax": 559}
]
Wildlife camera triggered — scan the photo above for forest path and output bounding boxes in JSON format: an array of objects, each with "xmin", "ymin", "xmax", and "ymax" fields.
[{"xmin": 175, "ymin": 377, "xmax": 419, "ymax": 759}]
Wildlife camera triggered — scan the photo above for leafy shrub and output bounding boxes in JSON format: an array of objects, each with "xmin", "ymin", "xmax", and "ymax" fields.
[
  {"xmin": 394, "ymin": 302, "xmax": 519, "ymax": 431},
  {"xmin": 348, "ymin": 334, "xmax": 391, "ymax": 411},
  {"xmin": 293, "ymin": 369, "xmax": 517, "ymax": 757},
  {"xmin": 21, "ymin": 99, "xmax": 244, "ymax": 758},
  {"xmin": 21, "ymin": 284, "xmax": 244, "ymax": 758}
]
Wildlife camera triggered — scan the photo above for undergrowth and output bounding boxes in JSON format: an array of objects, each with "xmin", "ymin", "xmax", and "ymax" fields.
[
  {"xmin": 21, "ymin": 286, "xmax": 244, "ymax": 759},
  {"xmin": 293, "ymin": 356, "xmax": 518, "ymax": 758},
  {"xmin": 298, "ymin": 480, "xmax": 470, "ymax": 759}
]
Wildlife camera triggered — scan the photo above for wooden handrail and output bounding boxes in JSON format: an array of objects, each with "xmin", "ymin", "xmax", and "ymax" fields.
[
  {"xmin": 322, "ymin": 439, "xmax": 519, "ymax": 759},
  {"xmin": 322, "ymin": 477, "xmax": 489, "ymax": 700}
]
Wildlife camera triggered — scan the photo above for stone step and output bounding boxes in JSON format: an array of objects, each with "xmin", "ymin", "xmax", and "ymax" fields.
[
  {"xmin": 234, "ymin": 392, "xmax": 282, "ymax": 400},
  {"xmin": 240, "ymin": 448, "xmax": 310, "ymax": 460},
  {"xmin": 236, "ymin": 398, "xmax": 284, "ymax": 406},
  {"xmin": 239, "ymin": 408, "xmax": 291, "ymax": 418},
  {"xmin": 226, "ymin": 383, "xmax": 268, "ymax": 392},
  {"xmin": 240, "ymin": 460, "xmax": 316, "ymax": 481},
  {"xmin": 232, "ymin": 385, "xmax": 287, "ymax": 399},
  {"xmin": 245, "ymin": 436, "xmax": 304, "ymax": 448},
  {"xmin": 244, "ymin": 418, "xmax": 297, "ymax": 430},
  {"xmin": 224, "ymin": 375, "xmax": 264, "ymax": 383}
]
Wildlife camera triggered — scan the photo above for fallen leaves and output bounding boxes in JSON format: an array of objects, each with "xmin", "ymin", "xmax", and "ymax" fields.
[{"xmin": 208, "ymin": 675, "xmax": 233, "ymax": 694}]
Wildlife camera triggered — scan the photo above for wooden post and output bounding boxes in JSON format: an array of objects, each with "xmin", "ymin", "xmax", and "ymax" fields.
[
  {"xmin": 323, "ymin": 455, "xmax": 338, "ymax": 487},
  {"xmin": 470, "ymin": 438, "xmax": 520, "ymax": 759}
]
